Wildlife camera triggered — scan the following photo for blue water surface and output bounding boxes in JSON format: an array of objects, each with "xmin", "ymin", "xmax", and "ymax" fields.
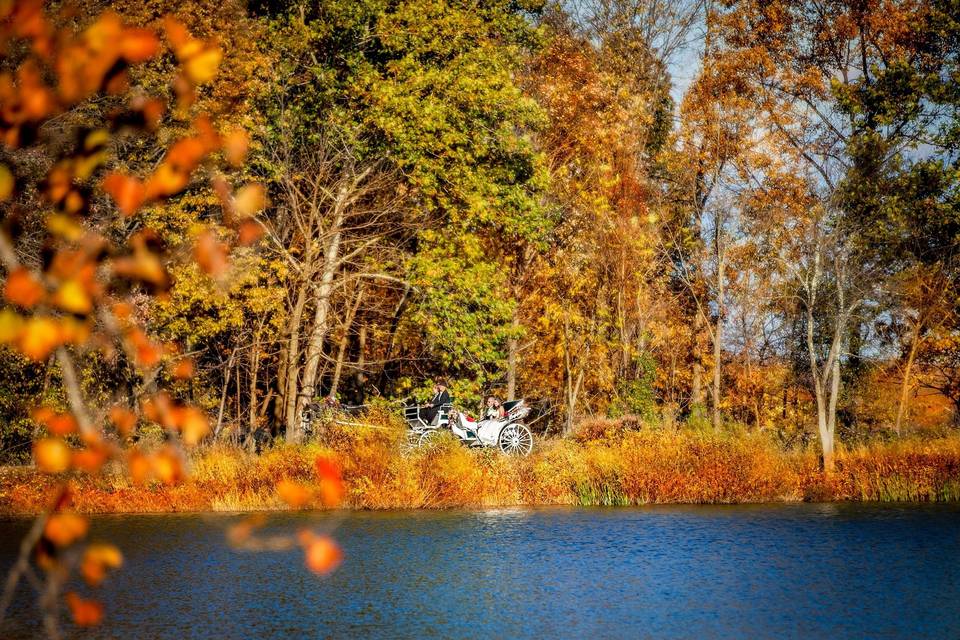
[{"xmin": 1, "ymin": 503, "xmax": 959, "ymax": 639}]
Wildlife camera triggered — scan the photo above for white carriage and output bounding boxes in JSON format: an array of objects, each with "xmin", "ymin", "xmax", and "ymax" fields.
[{"xmin": 402, "ymin": 399, "xmax": 534, "ymax": 456}]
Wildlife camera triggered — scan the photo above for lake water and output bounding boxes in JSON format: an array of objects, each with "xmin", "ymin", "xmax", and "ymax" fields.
[{"xmin": 1, "ymin": 504, "xmax": 959, "ymax": 638}]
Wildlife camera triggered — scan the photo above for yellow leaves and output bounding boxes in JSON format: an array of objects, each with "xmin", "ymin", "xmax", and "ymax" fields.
[
  {"xmin": 34, "ymin": 438, "xmax": 71, "ymax": 473},
  {"xmin": 65, "ymin": 592, "xmax": 103, "ymax": 627},
  {"xmin": 80, "ymin": 543, "xmax": 123, "ymax": 587},
  {"xmin": 233, "ymin": 184, "xmax": 267, "ymax": 218},
  {"xmin": 44, "ymin": 513, "xmax": 88, "ymax": 546},
  {"xmin": 52, "ymin": 279, "xmax": 92, "ymax": 315},
  {"xmin": 164, "ymin": 17, "xmax": 221, "ymax": 85},
  {"xmin": 184, "ymin": 49, "xmax": 223, "ymax": 85},
  {"xmin": 223, "ymin": 130, "xmax": 249, "ymax": 167},
  {"xmin": 4, "ymin": 267, "xmax": 44, "ymax": 308},
  {"xmin": 127, "ymin": 445, "xmax": 183, "ymax": 485},
  {"xmin": 0, "ymin": 163, "xmax": 13, "ymax": 200},
  {"xmin": 18, "ymin": 316, "xmax": 64, "ymax": 361}
]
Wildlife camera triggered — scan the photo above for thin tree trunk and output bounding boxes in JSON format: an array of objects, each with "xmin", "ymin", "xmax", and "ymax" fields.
[
  {"xmin": 329, "ymin": 286, "xmax": 364, "ymax": 399},
  {"xmin": 296, "ymin": 209, "xmax": 345, "ymax": 438},
  {"xmin": 247, "ymin": 325, "xmax": 261, "ymax": 451},
  {"xmin": 215, "ymin": 347, "xmax": 236, "ymax": 438},
  {"xmin": 283, "ymin": 281, "xmax": 309, "ymax": 441},
  {"xmin": 711, "ymin": 253, "xmax": 725, "ymax": 431},
  {"xmin": 691, "ymin": 311, "xmax": 706, "ymax": 412},
  {"xmin": 894, "ymin": 326, "xmax": 921, "ymax": 436},
  {"xmin": 506, "ymin": 310, "xmax": 519, "ymax": 401}
]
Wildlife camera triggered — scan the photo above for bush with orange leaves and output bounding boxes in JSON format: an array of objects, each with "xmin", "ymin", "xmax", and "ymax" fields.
[{"xmin": 0, "ymin": 3, "xmax": 340, "ymax": 636}]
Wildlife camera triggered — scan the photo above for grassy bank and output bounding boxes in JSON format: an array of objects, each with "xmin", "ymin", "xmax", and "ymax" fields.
[{"xmin": 3, "ymin": 416, "xmax": 960, "ymax": 515}]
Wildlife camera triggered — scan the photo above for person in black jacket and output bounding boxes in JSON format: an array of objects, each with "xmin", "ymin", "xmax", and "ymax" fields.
[{"xmin": 420, "ymin": 381, "xmax": 450, "ymax": 425}]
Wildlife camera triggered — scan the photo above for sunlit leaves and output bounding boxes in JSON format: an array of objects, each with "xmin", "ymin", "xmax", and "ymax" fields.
[
  {"xmin": 164, "ymin": 17, "xmax": 222, "ymax": 85},
  {"xmin": 127, "ymin": 445, "xmax": 184, "ymax": 485}
]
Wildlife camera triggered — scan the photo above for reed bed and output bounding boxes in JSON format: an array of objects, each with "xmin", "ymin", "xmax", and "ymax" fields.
[{"xmin": 3, "ymin": 416, "xmax": 960, "ymax": 515}]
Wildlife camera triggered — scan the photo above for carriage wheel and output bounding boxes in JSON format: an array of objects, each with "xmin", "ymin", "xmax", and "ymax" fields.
[
  {"xmin": 418, "ymin": 429, "xmax": 441, "ymax": 449},
  {"xmin": 400, "ymin": 430, "xmax": 420, "ymax": 453},
  {"xmin": 498, "ymin": 423, "xmax": 533, "ymax": 456}
]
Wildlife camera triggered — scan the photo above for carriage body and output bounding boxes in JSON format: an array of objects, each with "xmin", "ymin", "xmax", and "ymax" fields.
[{"xmin": 403, "ymin": 399, "xmax": 533, "ymax": 456}]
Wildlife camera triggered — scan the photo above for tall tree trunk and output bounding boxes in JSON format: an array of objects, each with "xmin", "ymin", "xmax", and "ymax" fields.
[
  {"xmin": 329, "ymin": 286, "xmax": 363, "ymax": 399},
  {"xmin": 215, "ymin": 346, "xmax": 236, "ymax": 438},
  {"xmin": 894, "ymin": 326, "xmax": 921, "ymax": 436},
  {"xmin": 711, "ymin": 322, "xmax": 722, "ymax": 431},
  {"xmin": 247, "ymin": 325, "xmax": 261, "ymax": 451},
  {"xmin": 506, "ymin": 310, "xmax": 519, "ymax": 401},
  {"xmin": 711, "ymin": 253, "xmax": 725, "ymax": 431},
  {"xmin": 283, "ymin": 281, "xmax": 309, "ymax": 441},
  {"xmin": 691, "ymin": 312, "xmax": 706, "ymax": 413},
  {"xmin": 295, "ymin": 210, "xmax": 345, "ymax": 440}
]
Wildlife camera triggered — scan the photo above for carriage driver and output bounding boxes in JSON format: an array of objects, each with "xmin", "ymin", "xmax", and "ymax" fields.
[{"xmin": 420, "ymin": 380, "xmax": 450, "ymax": 425}]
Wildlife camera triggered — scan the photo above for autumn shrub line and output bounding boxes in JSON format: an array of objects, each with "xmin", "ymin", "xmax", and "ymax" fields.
[{"xmin": 5, "ymin": 417, "xmax": 960, "ymax": 515}]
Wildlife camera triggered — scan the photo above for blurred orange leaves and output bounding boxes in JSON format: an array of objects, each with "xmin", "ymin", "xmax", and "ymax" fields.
[
  {"xmin": 65, "ymin": 591, "xmax": 103, "ymax": 627},
  {"xmin": 33, "ymin": 438, "xmax": 71, "ymax": 473},
  {"xmin": 4, "ymin": 267, "xmax": 44, "ymax": 308},
  {"xmin": 301, "ymin": 533, "xmax": 343, "ymax": 575},
  {"xmin": 44, "ymin": 512, "xmax": 88, "ymax": 547},
  {"xmin": 80, "ymin": 543, "xmax": 123, "ymax": 587}
]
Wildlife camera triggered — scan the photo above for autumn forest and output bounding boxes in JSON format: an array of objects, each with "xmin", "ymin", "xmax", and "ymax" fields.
[{"xmin": 2, "ymin": 0, "xmax": 960, "ymax": 633}]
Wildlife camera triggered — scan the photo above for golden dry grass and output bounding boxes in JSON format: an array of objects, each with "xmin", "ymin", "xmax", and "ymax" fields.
[{"xmin": 3, "ymin": 416, "xmax": 960, "ymax": 515}]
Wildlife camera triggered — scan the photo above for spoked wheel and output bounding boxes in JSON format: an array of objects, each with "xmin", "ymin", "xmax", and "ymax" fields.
[
  {"xmin": 400, "ymin": 430, "xmax": 421, "ymax": 453},
  {"xmin": 418, "ymin": 429, "xmax": 442, "ymax": 449},
  {"xmin": 498, "ymin": 423, "xmax": 533, "ymax": 456}
]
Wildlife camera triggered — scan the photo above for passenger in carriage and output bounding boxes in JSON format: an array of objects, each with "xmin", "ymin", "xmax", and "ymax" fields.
[
  {"xmin": 484, "ymin": 396, "xmax": 506, "ymax": 421},
  {"xmin": 420, "ymin": 380, "xmax": 450, "ymax": 425}
]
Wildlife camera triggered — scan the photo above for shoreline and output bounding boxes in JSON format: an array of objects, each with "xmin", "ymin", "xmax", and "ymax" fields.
[{"xmin": 3, "ymin": 426, "xmax": 960, "ymax": 516}]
